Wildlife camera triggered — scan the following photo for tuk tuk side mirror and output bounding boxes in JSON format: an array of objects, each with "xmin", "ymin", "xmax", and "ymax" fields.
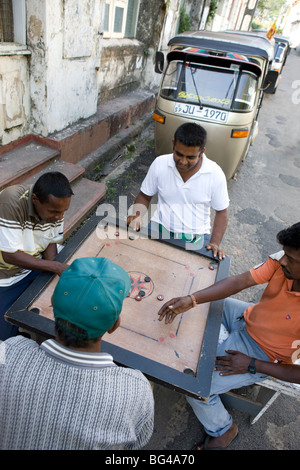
[
  {"xmin": 261, "ymin": 70, "xmax": 278, "ymax": 91},
  {"xmin": 155, "ymin": 51, "xmax": 164, "ymax": 74}
]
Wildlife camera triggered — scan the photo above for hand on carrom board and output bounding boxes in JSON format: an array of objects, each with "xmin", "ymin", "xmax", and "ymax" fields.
[{"xmin": 157, "ymin": 296, "xmax": 193, "ymax": 324}]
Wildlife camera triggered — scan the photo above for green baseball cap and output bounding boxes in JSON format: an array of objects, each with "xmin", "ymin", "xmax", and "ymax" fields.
[{"xmin": 52, "ymin": 257, "xmax": 131, "ymax": 338}]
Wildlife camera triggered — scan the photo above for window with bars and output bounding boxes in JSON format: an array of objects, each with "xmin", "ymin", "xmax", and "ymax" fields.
[
  {"xmin": 0, "ymin": 0, "xmax": 14, "ymax": 42},
  {"xmin": 103, "ymin": 0, "xmax": 140, "ymax": 39},
  {"xmin": 0, "ymin": 0, "xmax": 26, "ymax": 45}
]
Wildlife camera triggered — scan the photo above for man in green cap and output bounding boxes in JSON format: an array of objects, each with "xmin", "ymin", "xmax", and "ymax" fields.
[{"xmin": 0, "ymin": 257, "xmax": 154, "ymax": 450}]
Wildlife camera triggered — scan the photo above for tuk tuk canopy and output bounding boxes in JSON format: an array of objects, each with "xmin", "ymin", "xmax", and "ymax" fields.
[{"xmin": 168, "ymin": 31, "xmax": 274, "ymax": 62}]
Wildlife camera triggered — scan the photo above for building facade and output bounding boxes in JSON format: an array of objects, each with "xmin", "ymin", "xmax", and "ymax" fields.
[{"xmin": 0, "ymin": 0, "xmax": 257, "ymax": 148}]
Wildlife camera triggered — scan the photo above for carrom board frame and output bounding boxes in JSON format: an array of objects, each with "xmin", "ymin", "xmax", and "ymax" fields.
[{"xmin": 6, "ymin": 214, "xmax": 230, "ymax": 401}]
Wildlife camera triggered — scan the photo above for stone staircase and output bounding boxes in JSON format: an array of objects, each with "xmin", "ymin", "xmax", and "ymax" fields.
[
  {"xmin": 0, "ymin": 138, "xmax": 106, "ymax": 240},
  {"xmin": 0, "ymin": 89, "xmax": 156, "ymax": 241}
]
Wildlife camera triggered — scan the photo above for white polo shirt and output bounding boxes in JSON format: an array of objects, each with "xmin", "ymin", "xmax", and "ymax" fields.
[{"xmin": 140, "ymin": 153, "xmax": 229, "ymax": 235}]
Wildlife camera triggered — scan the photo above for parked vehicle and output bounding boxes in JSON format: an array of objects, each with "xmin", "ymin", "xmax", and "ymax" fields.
[
  {"xmin": 153, "ymin": 30, "xmax": 274, "ymax": 179},
  {"xmin": 265, "ymin": 35, "xmax": 290, "ymax": 93},
  {"xmin": 226, "ymin": 30, "xmax": 290, "ymax": 94}
]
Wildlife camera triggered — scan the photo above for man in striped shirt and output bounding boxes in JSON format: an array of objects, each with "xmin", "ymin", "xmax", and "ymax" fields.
[
  {"xmin": 0, "ymin": 257, "xmax": 154, "ymax": 450},
  {"xmin": 0, "ymin": 172, "xmax": 73, "ymax": 340}
]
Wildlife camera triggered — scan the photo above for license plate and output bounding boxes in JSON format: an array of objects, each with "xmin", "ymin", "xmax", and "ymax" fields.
[{"xmin": 174, "ymin": 103, "xmax": 228, "ymax": 123}]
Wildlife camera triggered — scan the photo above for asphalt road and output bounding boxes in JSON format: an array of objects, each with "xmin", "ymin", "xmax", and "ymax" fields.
[{"xmin": 98, "ymin": 48, "xmax": 300, "ymax": 451}]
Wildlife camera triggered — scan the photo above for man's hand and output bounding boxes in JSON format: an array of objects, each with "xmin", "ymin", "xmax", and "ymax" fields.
[
  {"xmin": 207, "ymin": 208, "xmax": 228, "ymax": 259},
  {"xmin": 215, "ymin": 350, "xmax": 252, "ymax": 376},
  {"xmin": 205, "ymin": 241, "xmax": 227, "ymax": 260},
  {"xmin": 55, "ymin": 262, "xmax": 69, "ymax": 276},
  {"xmin": 127, "ymin": 214, "xmax": 142, "ymax": 231},
  {"xmin": 1, "ymin": 250, "xmax": 69, "ymax": 277},
  {"xmin": 157, "ymin": 296, "xmax": 193, "ymax": 324},
  {"xmin": 126, "ymin": 192, "xmax": 152, "ymax": 232}
]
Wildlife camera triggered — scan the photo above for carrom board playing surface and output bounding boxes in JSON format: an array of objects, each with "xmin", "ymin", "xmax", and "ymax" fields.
[{"xmin": 6, "ymin": 216, "xmax": 230, "ymax": 400}]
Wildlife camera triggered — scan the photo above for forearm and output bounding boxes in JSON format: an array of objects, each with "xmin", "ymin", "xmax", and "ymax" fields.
[
  {"xmin": 2, "ymin": 250, "xmax": 68, "ymax": 276},
  {"xmin": 42, "ymin": 243, "xmax": 57, "ymax": 260},
  {"xmin": 209, "ymin": 208, "xmax": 228, "ymax": 245},
  {"xmin": 255, "ymin": 360, "xmax": 300, "ymax": 384},
  {"xmin": 193, "ymin": 271, "xmax": 255, "ymax": 306},
  {"xmin": 158, "ymin": 271, "xmax": 256, "ymax": 323},
  {"xmin": 127, "ymin": 191, "xmax": 153, "ymax": 230},
  {"xmin": 131, "ymin": 191, "xmax": 152, "ymax": 217}
]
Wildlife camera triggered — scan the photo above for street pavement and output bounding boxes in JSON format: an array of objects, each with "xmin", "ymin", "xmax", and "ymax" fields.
[{"xmin": 99, "ymin": 49, "xmax": 300, "ymax": 451}]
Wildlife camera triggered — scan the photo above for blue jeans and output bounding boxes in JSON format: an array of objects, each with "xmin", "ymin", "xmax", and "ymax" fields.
[
  {"xmin": 0, "ymin": 270, "xmax": 40, "ymax": 341},
  {"xmin": 186, "ymin": 298, "xmax": 270, "ymax": 437}
]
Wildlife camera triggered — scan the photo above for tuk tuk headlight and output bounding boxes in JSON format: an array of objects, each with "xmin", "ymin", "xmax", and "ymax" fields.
[
  {"xmin": 153, "ymin": 111, "xmax": 165, "ymax": 124},
  {"xmin": 231, "ymin": 129, "xmax": 249, "ymax": 138}
]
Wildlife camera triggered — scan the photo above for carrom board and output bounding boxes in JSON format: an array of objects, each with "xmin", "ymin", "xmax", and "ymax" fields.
[{"xmin": 6, "ymin": 215, "xmax": 230, "ymax": 400}]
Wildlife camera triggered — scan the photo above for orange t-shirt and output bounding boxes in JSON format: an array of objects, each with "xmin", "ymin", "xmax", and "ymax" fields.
[{"xmin": 244, "ymin": 251, "xmax": 300, "ymax": 364}]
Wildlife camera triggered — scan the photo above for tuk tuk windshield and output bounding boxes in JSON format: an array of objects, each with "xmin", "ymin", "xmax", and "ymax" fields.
[{"xmin": 160, "ymin": 60, "xmax": 258, "ymax": 111}]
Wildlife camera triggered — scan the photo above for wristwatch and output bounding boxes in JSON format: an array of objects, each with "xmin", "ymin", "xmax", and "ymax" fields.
[{"xmin": 248, "ymin": 357, "xmax": 256, "ymax": 374}]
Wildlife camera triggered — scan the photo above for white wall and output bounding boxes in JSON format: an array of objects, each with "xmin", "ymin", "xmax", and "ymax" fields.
[
  {"xmin": 208, "ymin": 0, "xmax": 249, "ymax": 32},
  {"xmin": 27, "ymin": 0, "xmax": 101, "ymax": 135},
  {"xmin": 0, "ymin": 0, "xmax": 193, "ymax": 144},
  {"xmin": 0, "ymin": 47, "xmax": 31, "ymax": 145}
]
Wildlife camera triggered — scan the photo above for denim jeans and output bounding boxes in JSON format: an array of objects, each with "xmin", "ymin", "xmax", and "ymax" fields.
[
  {"xmin": 0, "ymin": 270, "xmax": 40, "ymax": 341},
  {"xmin": 186, "ymin": 298, "xmax": 270, "ymax": 437}
]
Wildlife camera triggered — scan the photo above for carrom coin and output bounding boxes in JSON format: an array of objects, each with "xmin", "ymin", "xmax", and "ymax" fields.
[
  {"xmin": 135, "ymin": 295, "xmax": 142, "ymax": 301},
  {"xmin": 157, "ymin": 295, "xmax": 164, "ymax": 301}
]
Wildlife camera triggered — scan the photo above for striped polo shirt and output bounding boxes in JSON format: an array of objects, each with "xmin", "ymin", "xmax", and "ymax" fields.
[
  {"xmin": 40, "ymin": 338, "xmax": 118, "ymax": 368},
  {"xmin": 0, "ymin": 184, "xmax": 64, "ymax": 286}
]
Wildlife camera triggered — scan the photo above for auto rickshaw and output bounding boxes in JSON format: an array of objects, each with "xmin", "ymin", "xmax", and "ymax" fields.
[
  {"xmin": 225, "ymin": 30, "xmax": 290, "ymax": 94},
  {"xmin": 153, "ymin": 30, "xmax": 274, "ymax": 179},
  {"xmin": 265, "ymin": 35, "xmax": 290, "ymax": 93}
]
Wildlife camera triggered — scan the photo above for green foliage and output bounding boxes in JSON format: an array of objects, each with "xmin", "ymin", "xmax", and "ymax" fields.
[
  {"xmin": 105, "ymin": 179, "xmax": 117, "ymax": 200},
  {"xmin": 255, "ymin": 0, "xmax": 286, "ymax": 23},
  {"xmin": 252, "ymin": 20, "xmax": 264, "ymax": 30},
  {"xmin": 257, "ymin": 0, "xmax": 266, "ymax": 10},
  {"xmin": 178, "ymin": 4, "xmax": 191, "ymax": 33},
  {"xmin": 207, "ymin": 0, "xmax": 218, "ymax": 24}
]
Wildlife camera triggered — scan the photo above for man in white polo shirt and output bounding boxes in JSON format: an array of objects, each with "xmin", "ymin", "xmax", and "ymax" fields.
[{"xmin": 127, "ymin": 123, "xmax": 229, "ymax": 259}]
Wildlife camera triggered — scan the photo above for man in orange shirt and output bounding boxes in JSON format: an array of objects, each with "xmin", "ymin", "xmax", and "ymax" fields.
[{"xmin": 157, "ymin": 222, "xmax": 300, "ymax": 450}]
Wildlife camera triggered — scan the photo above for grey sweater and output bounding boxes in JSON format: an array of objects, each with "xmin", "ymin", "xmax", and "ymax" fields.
[{"xmin": 0, "ymin": 337, "xmax": 154, "ymax": 450}]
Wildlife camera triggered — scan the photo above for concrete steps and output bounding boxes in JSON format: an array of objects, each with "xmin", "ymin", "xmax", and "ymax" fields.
[
  {"xmin": 0, "ymin": 89, "xmax": 156, "ymax": 240},
  {"xmin": 0, "ymin": 140, "xmax": 60, "ymax": 190},
  {"xmin": 62, "ymin": 177, "xmax": 106, "ymax": 239},
  {"xmin": 43, "ymin": 90, "xmax": 156, "ymax": 164},
  {"xmin": 0, "ymin": 138, "xmax": 106, "ymax": 240}
]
